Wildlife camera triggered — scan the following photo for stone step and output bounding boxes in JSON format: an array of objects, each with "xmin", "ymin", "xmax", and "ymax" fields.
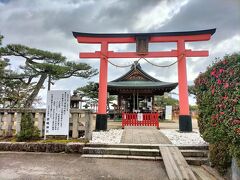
[
  {"xmin": 85, "ymin": 143, "xmax": 162, "ymax": 149},
  {"xmin": 180, "ymin": 149, "xmax": 208, "ymax": 157},
  {"xmin": 82, "ymin": 154, "xmax": 161, "ymax": 161},
  {"xmin": 185, "ymin": 157, "xmax": 208, "ymax": 166},
  {"xmin": 178, "ymin": 145, "xmax": 209, "ymax": 150},
  {"xmin": 85, "ymin": 143, "xmax": 209, "ymax": 150},
  {"xmin": 82, "ymin": 154, "xmax": 208, "ymax": 166},
  {"xmin": 83, "ymin": 147, "xmax": 160, "ymax": 156},
  {"xmin": 83, "ymin": 147, "xmax": 208, "ymax": 158}
]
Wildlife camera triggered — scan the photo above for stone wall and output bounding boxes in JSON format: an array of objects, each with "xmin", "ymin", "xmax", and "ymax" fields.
[
  {"xmin": 0, "ymin": 142, "xmax": 84, "ymax": 153},
  {"xmin": 0, "ymin": 108, "xmax": 96, "ymax": 139}
]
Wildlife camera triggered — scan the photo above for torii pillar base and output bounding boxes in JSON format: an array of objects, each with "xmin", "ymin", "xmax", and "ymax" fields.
[
  {"xmin": 96, "ymin": 114, "xmax": 108, "ymax": 131},
  {"xmin": 179, "ymin": 115, "xmax": 192, "ymax": 132}
]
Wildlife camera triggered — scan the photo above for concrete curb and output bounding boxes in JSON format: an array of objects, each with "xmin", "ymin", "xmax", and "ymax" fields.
[
  {"xmin": 0, "ymin": 142, "xmax": 85, "ymax": 153},
  {"xmin": 0, "ymin": 142, "xmax": 209, "ymax": 154}
]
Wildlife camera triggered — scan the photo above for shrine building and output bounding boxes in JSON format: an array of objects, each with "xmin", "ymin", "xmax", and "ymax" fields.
[{"xmin": 108, "ymin": 62, "xmax": 178, "ymax": 113}]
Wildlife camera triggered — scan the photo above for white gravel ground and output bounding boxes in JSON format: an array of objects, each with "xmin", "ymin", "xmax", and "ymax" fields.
[
  {"xmin": 90, "ymin": 129, "xmax": 207, "ymax": 145},
  {"xmin": 90, "ymin": 129, "xmax": 124, "ymax": 144},
  {"xmin": 160, "ymin": 129, "xmax": 208, "ymax": 146}
]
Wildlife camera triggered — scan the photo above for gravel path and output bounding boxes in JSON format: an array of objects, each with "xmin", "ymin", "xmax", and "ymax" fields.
[
  {"xmin": 90, "ymin": 128, "xmax": 208, "ymax": 146},
  {"xmin": 90, "ymin": 129, "xmax": 123, "ymax": 144},
  {"xmin": 160, "ymin": 129, "xmax": 208, "ymax": 146}
]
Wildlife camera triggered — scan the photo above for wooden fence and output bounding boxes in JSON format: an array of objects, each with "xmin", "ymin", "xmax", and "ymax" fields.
[
  {"xmin": 122, "ymin": 112, "xmax": 159, "ymax": 129},
  {"xmin": 0, "ymin": 108, "xmax": 95, "ymax": 139}
]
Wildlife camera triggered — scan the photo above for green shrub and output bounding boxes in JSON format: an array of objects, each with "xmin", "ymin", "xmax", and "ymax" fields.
[
  {"xmin": 16, "ymin": 112, "xmax": 40, "ymax": 142},
  {"xmin": 209, "ymin": 142, "xmax": 232, "ymax": 175},
  {"xmin": 230, "ymin": 144, "xmax": 240, "ymax": 167},
  {"xmin": 194, "ymin": 53, "xmax": 240, "ymax": 173}
]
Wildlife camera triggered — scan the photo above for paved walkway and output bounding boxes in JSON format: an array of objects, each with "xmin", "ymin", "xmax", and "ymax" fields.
[
  {"xmin": 0, "ymin": 152, "xmax": 168, "ymax": 180},
  {"xmin": 121, "ymin": 126, "xmax": 171, "ymax": 144}
]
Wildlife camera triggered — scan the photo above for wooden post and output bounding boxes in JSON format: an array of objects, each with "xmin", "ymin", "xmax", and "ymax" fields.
[
  {"xmin": 177, "ymin": 40, "xmax": 192, "ymax": 132},
  {"xmin": 0, "ymin": 113, "xmax": 2, "ymax": 136},
  {"xmin": 137, "ymin": 91, "xmax": 139, "ymax": 111},
  {"xmin": 133, "ymin": 92, "xmax": 135, "ymax": 111},
  {"xmin": 96, "ymin": 41, "xmax": 108, "ymax": 131}
]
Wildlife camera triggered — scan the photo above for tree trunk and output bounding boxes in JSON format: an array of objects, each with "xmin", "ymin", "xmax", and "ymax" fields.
[{"xmin": 24, "ymin": 73, "xmax": 48, "ymax": 108}]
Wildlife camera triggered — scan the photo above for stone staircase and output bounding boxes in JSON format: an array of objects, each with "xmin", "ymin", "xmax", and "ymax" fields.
[{"xmin": 82, "ymin": 144, "xmax": 209, "ymax": 165}]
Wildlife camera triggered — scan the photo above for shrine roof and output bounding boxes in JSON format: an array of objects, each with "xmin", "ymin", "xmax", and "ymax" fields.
[
  {"xmin": 73, "ymin": 29, "xmax": 216, "ymax": 38},
  {"xmin": 108, "ymin": 81, "xmax": 178, "ymax": 89},
  {"xmin": 110, "ymin": 62, "xmax": 165, "ymax": 82},
  {"xmin": 108, "ymin": 62, "xmax": 178, "ymax": 90}
]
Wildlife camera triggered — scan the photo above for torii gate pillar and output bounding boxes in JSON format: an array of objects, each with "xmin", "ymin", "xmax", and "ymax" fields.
[
  {"xmin": 177, "ymin": 40, "xmax": 191, "ymax": 131},
  {"xmin": 96, "ymin": 42, "xmax": 108, "ymax": 130},
  {"xmin": 73, "ymin": 29, "xmax": 216, "ymax": 131}
]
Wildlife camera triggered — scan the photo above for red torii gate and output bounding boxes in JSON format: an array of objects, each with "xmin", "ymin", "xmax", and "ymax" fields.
[{"xmin": 73, "ymin": 29, "xmax": 216, "ymax": 132}]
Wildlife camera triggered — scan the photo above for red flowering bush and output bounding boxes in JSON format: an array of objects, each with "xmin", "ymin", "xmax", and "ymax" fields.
[{"xmin": 194, "ymin": 53, "xmax": 240, "ymax": 170}]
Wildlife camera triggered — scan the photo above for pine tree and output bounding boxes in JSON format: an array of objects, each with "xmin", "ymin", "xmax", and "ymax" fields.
[{"xmin": 0, "ymin": 42, "xmax": 98, "ymax": 108}]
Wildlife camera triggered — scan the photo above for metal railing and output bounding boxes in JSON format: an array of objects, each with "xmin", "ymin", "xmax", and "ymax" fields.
[{"xmin": 122, "ymin": 112, "xmax": 159, "ymax": 129}]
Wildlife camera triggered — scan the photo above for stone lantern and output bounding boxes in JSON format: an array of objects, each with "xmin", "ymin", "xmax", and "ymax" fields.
[{"xmin": 70, "ymin": 91, "xmax": 84, "ymax": 109}]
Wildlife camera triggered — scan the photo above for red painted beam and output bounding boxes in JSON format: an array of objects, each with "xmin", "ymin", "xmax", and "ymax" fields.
[
  {"xmin": 80, "ymin": 51, "xmax": 178, "ymax": 58},
  {"xmin": 76, "ymin": 34, "xmax": 212, "ymax": 44},
  {"xmin": 80, "ymin": 52, "xmax": 101, "ymax": 58},
  {"xmin": 150, "ymin": 34, "xmax": 212, "ymax": 42},
  {"xmin": 77, "ymin": 37, "xmax": 135, "ymax": 44},
  {"xmin": 80, "ymin": 50, "xmax": 209, "ymax": 58},
  {"xmin": 108, "ymin": 51, "xmax": 178, "ymax": 58},
  {"xmin": 185, "ymin": 50, "xmax": 209, "ymax": 57}
]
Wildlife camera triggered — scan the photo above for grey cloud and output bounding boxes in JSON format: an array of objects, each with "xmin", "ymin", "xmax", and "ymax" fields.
[
  {"xmin": 0, "ymin": 0, "xmax": 239, "ymax": 105},
  {"xmin": 157, "ymin": 0, "xmax": 240, "ymax": 45}
]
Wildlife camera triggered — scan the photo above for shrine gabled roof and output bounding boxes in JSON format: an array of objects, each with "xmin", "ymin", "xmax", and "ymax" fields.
[
  {"xmin": 108, "ymin": 62, "xmax": 178, "ymax": 90},
  {"xmin": 108, "ymin": 81, "xmax": 178, "ymax": 89},
  {"xmin": 73, "ymin": 29, "xmax": 216, "ymax": 38},
  {"xmin": 111, "ymin": 62, "xmax": 162, "ymax": 82}
]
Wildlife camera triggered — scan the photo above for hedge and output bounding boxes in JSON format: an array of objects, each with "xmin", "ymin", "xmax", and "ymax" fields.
[{"xmin": 194, "ymin": 53, "xmax": 240, "ymax": 172}]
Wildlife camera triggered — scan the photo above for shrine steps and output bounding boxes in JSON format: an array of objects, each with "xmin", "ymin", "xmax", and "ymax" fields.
[
  {"xmin": 82, "ymin": 144, "xmax": 208, "ymax": 165},
  {"xmin": 81, "ymin": 154, "xmax": 161, "ymax": 161}
]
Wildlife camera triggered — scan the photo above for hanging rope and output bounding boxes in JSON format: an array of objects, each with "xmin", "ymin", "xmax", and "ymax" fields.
[
  {"xmin": 101, "ymin": 52, "xmax": 142, "ymax": 68},
  {"xmin": 100, "ymin": 52, "xmax": 184, "ymax": 68},
  {"xmin": 106, "ymin": 59, "xmax": 134, "ymax": 68},
  {"xmin": 142, "ymin": 57, "xmax": 178, "ymax": 68},
  {"xmin": 141, "ymin": 53, "xmax": 185, "ymax": 68}
]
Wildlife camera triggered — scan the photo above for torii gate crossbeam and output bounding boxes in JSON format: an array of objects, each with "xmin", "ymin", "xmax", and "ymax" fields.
[{"xmin": 73, "ymin": 29, "xmax": 216, "ymax": 132}]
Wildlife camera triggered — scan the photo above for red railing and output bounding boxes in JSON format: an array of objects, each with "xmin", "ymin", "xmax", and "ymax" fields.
[{"xmin": 122, "ymin": 112, "xmax": 159, "ymax": 129}]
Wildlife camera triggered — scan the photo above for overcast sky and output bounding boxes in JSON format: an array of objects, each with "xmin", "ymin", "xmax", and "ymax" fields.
[{"xmin": 0, "ymin": 0, "xmax": 240, "ymax": 106}]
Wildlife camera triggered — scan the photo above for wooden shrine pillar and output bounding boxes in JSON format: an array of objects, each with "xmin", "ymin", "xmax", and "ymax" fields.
[
  {"xmin": 177, "ymin": 40, "xmax": 192, "ymax": 131},
  {"xmin": 96, "ymin": 41, "xmax": 108, "ymax": 131}
]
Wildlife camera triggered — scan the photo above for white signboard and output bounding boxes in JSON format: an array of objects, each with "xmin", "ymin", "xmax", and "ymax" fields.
[
  {"xmin": 165, "ymin": 105, "xmax": 172, "ymax": 120},
  {"xmin": 45, "ymin": 90, "xmax": 70, "ymax": 136},
  {"xmin": 137, "ymin": 113, "xmax": 143, "ymax": 121}
]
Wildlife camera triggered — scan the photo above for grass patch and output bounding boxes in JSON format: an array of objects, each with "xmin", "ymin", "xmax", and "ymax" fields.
[
  {"xmin": 0, "ymin": 136, "xmax": 17, "ymax": 142},
  {"xmin": 0, "ymin": 136, "xmax": 88, "ymax": 144},
  {"xmin": 37, "ymin": 139, "xmax": 88, "ymax": 144}
]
